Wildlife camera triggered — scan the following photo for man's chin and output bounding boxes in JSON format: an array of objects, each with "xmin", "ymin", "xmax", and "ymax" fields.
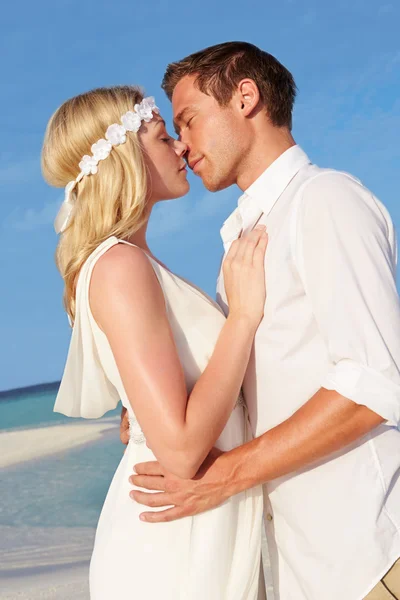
[{"xmin": 201, "ymin": 176, "xmax": 231, "ymax": 193}]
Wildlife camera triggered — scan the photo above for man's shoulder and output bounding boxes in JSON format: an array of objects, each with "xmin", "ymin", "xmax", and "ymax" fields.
[
  {"xmin": 297, "ymin": 165, "xmax": 394, "ymax": 237},
  {"xmin": 299, "ymin": 164, "xmax": 374, "ymax": 212},
  {"xmin": 301, "ymin": 165, "xmax": 363, "ymax": 194}
]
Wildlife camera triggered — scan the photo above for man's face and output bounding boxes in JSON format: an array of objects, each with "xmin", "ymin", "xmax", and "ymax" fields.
[{"xmin": 172, "ymin": 75, "xmax": 245, "ymax": 192}]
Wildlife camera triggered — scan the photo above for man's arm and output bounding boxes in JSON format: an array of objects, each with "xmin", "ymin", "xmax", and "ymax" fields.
[
  {"xmin": 131, "ymin": 174, "xmax": 400, "ymax": 521},
  {"xmin": 130, "ymin": 387, "xmax": 383, "ymax": 522}
]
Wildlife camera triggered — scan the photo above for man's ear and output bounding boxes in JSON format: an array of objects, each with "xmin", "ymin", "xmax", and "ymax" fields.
[{"xmin": 235, "ymin": 79, "xmax": 261, "ymax": 117}]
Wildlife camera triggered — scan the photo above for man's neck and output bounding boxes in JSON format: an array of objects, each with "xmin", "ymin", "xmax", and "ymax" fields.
[{"xmin": 236, "ymin": 129, "xmax": 296, "ymax": 192}]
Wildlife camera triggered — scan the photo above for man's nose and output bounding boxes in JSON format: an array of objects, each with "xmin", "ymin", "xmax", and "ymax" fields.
[{"xmin": 174, "ymin": 139, "xmax": 189, "ymax": 158}]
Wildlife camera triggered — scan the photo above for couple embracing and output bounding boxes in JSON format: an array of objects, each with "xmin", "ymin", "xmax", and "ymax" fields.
[{"xmin": 43, "ymin": 42, "xmax": 400, "ymax": 599}]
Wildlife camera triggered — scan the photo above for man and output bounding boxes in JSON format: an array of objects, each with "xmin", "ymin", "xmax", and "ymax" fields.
[{"xmin": 124, "ymin": 42, "xmax": 400, "ymax": 599}]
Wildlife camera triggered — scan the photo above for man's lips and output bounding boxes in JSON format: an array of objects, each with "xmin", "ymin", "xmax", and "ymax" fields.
[{"xmin": 189, "ymin": 157, "xmax": 204, "ymax": 173}]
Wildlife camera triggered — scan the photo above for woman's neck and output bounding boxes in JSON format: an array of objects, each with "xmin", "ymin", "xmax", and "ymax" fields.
[{"xmin": 126, "ymin": 222, "xmax": 151, "ymax": 252}]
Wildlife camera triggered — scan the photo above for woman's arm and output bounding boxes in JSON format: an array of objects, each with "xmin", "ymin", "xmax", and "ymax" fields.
[{"xmin": 90, "ymin": 228, "xmax": 267, "ymax": 479}]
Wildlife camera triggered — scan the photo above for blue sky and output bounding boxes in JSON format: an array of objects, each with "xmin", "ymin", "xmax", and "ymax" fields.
[{"xmin": 0, "ymin": 0, "xmax": 399, "ymax": 391}]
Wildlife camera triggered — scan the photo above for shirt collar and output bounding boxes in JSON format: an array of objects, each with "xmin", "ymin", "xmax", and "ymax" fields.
[{"xmin": 220, "ymin": 145, "xmax": 311, "ymax": 245}]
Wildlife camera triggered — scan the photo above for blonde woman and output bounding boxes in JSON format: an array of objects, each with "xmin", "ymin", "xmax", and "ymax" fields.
[{"xmin": 42, "ymin": 86, "xmax": 267, "ymax": 600}]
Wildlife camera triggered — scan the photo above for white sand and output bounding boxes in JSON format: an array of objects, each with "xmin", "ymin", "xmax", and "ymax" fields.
[
  {"xmin": 0, "ymin": 417, "xmax": 275, "ymax": 599},
  {"xmin": 0, "ymin": 418, "xmax": 119, "ymax": 469},
  {"xmin": 0, "ymin": 526, "xmax": 93, "ymax": 599},
  {"xmin": 0, "ymin": 526, "xmax": 273, "ymax": 600},
  {"xmin": 0, "ymin": 419, "xmax": 120, "ymax": 598},
  {"xmin": 0, "ymin": 566, "xmax": 89, "ymax": 600}
]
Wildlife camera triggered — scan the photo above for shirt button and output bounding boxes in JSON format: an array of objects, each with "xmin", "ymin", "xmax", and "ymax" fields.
[{"xmin": 266, "ymin": 513, "xmax": 273, "ymax": 522}]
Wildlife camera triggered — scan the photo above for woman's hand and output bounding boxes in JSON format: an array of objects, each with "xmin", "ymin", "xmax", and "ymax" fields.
[{"xmin": 223, "ymin": 225, "xmax": 268, "ymax": 328}]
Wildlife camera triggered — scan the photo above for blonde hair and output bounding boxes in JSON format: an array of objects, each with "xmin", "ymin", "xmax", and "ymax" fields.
[{"xmin": 42, "ymin": 85, "xmax": 148, "ymax": 324}]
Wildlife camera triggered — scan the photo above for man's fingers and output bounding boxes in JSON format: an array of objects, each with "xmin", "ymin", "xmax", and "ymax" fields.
[
  {"xmin": 134, "ymin": 461, "xmax": 164, "ymax": 476},
  {"xmin": 120, "ymin": 406, "xmax": 130, "ymax": 446},
  {"xmin": 130, "ymin": 490, "xmax": 173, "ymax": 508},
  {"xmin": 130, "ymin": 475, "xmax": 166, "ymax": 491},
  {"xmin": 139, "ymin": 507, "xmax": 187, "ymax": 523},
  {"xmin": 121, "ymin": 431, "xmax": 130, "ymax": 446}
]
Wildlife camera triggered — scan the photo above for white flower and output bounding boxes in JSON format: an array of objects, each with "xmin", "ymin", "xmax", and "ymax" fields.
[
  {"xmin": 105, "ymin": 123, "xmax": 127, "ymax": 146},
  {"xmin": 135, "ymin": 97, "xmax": 159, "ymax": 123},
  {"xmin": 121, "ymin": 110, "xmax": 142, "ymax": 132},
  {"xmin": 73, "ymin": 97, "xmax": 160, "ymax": 186},
  {"xmin": 91, "ymin": 139, "xmax": 112, "ymax": 161},
  {"xmin": 79, "ymin": 155, "xmax": 98, "ymax": 175},
  {"xmin": 143, "ymin": 96, "xmax": 159, "ymax": 114}
]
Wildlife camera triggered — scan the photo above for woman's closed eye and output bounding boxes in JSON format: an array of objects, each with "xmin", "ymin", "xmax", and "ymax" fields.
[{"xmin": 160, "ymin": 131, "xmax": 175, "ymax": 143}]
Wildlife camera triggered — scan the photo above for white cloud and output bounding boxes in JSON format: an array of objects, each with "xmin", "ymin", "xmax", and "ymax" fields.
[
  {"xmin": 4, "ymin": 198, "xmax": 61, "ymax": 232},
  {"xmin": 378, "ymin": 3, "xmax": 394, "ymax": 15},
  {"xmin": 148, "ymin": 187, "xmax": 238, "ymax": 239},
  {"xmin": 4, "ymin": 185, "xmax": 238, "ymax": 236},
  {"xmin": 0, "ymin": 157, "xmax": 40, "ymax": 185}
]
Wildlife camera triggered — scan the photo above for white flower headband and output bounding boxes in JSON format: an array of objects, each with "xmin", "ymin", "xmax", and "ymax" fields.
[{"xmin": 54, "ymin": 96, "xmax": 159, "ymax": 234}]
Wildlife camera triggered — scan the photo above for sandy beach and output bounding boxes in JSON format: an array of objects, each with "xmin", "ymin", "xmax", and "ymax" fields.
[
  {"xmin": 0, "ymin": 525, "xmax": 273, "ymax": 600},
  {"xmin": 0, "ymin": 418, "xmax": 120, "ymax": 599},
  {"xmin": 0, "ymin": 525, "xmax": 94, "ymax": 599},
  {"xmin": 0, "ymin": 416, "xmax": 274, "ymax": 599},
  {"xmin": 0, "ymin": 418, "xmax": 119, "ymax": 469}
]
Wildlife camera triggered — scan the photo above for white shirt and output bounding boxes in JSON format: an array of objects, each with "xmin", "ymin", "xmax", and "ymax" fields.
[{"xmin": 216, "ymin": 146, "xmax": 400, "ymax": 600}]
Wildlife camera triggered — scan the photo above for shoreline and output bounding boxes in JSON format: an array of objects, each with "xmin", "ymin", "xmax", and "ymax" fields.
[
  {"xmin": 0, "ymin": 417, "xmax": 119, "ymax": 469},
  {"xmin": 0, "ymin": 561, "xmax": 90, "ymax": 600}
]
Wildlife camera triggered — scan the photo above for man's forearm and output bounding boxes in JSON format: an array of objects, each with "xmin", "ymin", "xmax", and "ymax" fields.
[{"xmin": 221, "ymin": 387, "xmax": 384, "ymax": 497}]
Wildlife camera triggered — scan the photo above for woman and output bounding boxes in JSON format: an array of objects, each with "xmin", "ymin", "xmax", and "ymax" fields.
[{"xmin": 42, "ymin": 85, "xmax": 268, "ymax": 599}]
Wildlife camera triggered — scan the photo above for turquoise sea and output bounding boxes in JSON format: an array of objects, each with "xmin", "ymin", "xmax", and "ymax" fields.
[
  {"xmin": 0, "ymin": 384, "xmax": 274, "ymax": 599},
  {"xmin": 0, "ymin": 383, "xmax": 125, "ymax": 598},
  {"xmin": 0, "ymin": 383, "xmax": 123, "ymax": 529}
]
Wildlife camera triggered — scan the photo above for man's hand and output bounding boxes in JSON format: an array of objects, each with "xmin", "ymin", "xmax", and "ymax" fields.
[
  {"xmin": 129, "ymin": 388, "xmax": 384, "ymax": 524},
  {"xmin": 120, "ymin": 406, "xmax": 130, "ymax": 446},
  {"xmin": 129, "ymin": 447, "xmax": 230, "ymax": 522}
]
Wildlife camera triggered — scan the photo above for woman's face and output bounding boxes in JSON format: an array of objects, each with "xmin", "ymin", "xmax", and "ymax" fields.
[{"xmin": 139, "ymin": 114, "xmax": 189, "ymax": 204}]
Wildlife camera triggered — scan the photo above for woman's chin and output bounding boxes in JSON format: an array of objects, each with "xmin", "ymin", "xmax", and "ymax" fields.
[
  {"xmin": 152, "ymin": 181, "xmax": 191, "ymax": 203},
  {"xmin": 169, "ymin": 182, "xmax": 191, "ymax": 200}
]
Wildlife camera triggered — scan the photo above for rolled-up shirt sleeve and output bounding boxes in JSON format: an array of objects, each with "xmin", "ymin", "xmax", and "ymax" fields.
[{"xmin": 299, "ymin": 172, "xmax": 400, "ymax": 427}]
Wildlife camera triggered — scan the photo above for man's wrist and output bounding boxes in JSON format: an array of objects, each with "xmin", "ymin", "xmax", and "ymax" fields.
[{"xmin": 218, "ymin": 435, "xmax": 265, "ymax": 498}]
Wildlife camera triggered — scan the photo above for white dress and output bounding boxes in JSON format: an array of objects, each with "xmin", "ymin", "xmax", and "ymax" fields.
[{"xmin": 54, "ymin": 236, "xmax": 265, "ymax": 600}]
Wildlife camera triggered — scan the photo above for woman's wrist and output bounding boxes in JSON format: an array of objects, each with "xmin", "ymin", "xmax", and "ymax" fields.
[{"xmin": 226, "ymin": 311, "xmax": 260, "ymax": 335}]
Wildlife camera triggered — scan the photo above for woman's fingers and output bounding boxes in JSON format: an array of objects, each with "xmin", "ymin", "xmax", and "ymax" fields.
[
  {"xmin": 252, "ymin": 230, "xmax": 268, "ymax": 266},
  {"xmin": 226, "ymin": 225, "xmax": 266, "ymax": 267},
  {"xmin": 222, "ymin": 224, "xmax": 268, "ymax": 327},
  {"xmin": 243, "ymin": 226, "xmax": 267, "ymax": 264},
  {"xmin": 224, "ymin": 238, "xmax": 240, "ymax": 266}
]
